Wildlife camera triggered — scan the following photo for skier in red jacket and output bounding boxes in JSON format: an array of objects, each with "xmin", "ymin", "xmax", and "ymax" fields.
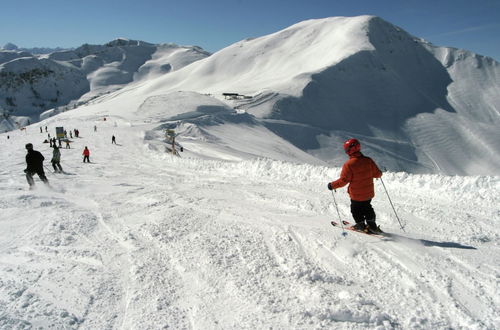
[
  {"xmin": 82, "ymin": 146, "xmax": 90, "ymax": 163},
  {"xmin": 328, "ymin": 139, "xmax": 383, "ymax": 233}
]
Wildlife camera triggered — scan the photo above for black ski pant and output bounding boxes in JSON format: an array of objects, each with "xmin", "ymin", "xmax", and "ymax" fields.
[
  {"xmin": 83, "ymin": 156, "xmax": 90, "ymax": 163},
  {"xmin": 26, "ymin": 170, "xmax": 48, "ymax": 186},
  {"xmin": 52, "ymin": 161, "xmax": 63, "ymax": 172},
  {"xmin": 350, "ymin": 199, "xmax": 376, "ymax": 225}
]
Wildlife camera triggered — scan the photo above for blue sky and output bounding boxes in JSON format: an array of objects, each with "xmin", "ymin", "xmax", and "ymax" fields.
[{"xmin": 1, "ymin": 0, "xmax": 499, "ymax": 60}]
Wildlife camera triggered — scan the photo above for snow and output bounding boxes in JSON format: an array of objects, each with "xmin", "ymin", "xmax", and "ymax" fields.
[
  {"xmin": 0, "ymin": 15, "xmax": 499, "ymax": 329},
  {"xmin": 17, "ymin": 15, "xmax": 495, "ymax": 176},
  {"xmin": 0, "ymin": 40, "xmax": 209, "ymax": 127},
  {"xmin": 1, "ymin": 90, "xmax": 499, "ymax": 329}
]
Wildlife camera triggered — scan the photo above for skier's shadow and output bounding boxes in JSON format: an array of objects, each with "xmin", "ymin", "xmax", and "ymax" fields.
[{"xmin": 387, "ymin": 233, "xmax": 476, "ymax": 250}]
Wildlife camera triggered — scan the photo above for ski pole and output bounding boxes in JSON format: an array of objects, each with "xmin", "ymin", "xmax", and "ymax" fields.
[
  {"xmin": 380, "ymin": 177, "xmax": 405, "ymax": 232},
  {"xmin": 331, "ymin": 190, "xmax": 347, "ymax": 236},
  {"xmin": 43, "ymin": 165, "xmax": 56, "ymax": 176}
]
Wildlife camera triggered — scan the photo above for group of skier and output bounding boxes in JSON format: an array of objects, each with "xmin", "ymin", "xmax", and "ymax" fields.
[
  {"xmin": 24, "ymin": 126, "xmax": 119, "ymax": 190},
  {"xmin": 23, "ymin": 143, "xmax": 93, "ymax": 189}
]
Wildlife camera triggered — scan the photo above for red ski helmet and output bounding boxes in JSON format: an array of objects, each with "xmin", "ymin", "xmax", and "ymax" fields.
[{"xmin": 343, "ymin": 138, "xmax": 361, "ymax": 155}]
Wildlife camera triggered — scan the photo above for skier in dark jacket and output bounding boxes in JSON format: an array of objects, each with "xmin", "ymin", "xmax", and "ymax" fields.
[{"xmin": 25, "ymin": 143, "xmax": 49, "ymax": 188}]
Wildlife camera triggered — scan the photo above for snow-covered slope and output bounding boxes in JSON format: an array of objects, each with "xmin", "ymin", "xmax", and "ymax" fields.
[
  {"xmin": 0, "ymin": 49, "xmax": 34, "ymax": 64},
  {"xmin": 138, "ymin": 16, "xmax": 374, "ymax": 96},
  {"xmin": 0, "ymin": 108, "xmax": 498, "ymax": 328},
  {"xmin": 1, "ymin": 15, "xmax": 499, "ymax": 329}
]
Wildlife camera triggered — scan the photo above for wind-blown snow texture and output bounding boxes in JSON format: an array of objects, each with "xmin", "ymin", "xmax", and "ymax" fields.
[{"xmin": 0, "ymin": 16, "xmax": 499, "ymax": 329}]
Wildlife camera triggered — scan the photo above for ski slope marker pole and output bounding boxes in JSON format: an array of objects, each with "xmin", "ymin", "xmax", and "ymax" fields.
[
  {"xmin": 331, "ymin": 190, "xmax": 347, "ymax": 236},
  {"xmin": 380, "ymin": 177, "xmax": 405, "ymax": 232}
]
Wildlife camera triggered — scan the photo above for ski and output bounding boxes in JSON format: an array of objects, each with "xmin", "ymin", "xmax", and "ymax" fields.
[
  {"xmin": 343, "ymin": 220, "xmax": 389, "ymax": 237},
  {"xmin": 330, "ymin": 221, "xmax": 387, "ymax": 238}
]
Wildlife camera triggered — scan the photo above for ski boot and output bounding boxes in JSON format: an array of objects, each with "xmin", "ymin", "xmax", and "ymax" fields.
[
  {"xmin": 366, "ymin": 221, "xmax": 383, "ymax": 234},
  {"xmin": 352, "ymin": 222, "xmax": 367, "ymax": 232}
]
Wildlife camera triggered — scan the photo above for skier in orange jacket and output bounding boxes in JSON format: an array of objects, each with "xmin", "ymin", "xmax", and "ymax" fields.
[
  {"xmin": 82, "ymin": 146, "xmax": 90, "ymax": 163},
  {"xmin": 328, "ymin": 138, "xmax": 383, "ymax": 233}
]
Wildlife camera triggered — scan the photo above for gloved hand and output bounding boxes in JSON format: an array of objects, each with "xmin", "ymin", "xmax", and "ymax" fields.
[{"xmin": 327, "ymin": 182, "xmax": 333, "ymax": 190}]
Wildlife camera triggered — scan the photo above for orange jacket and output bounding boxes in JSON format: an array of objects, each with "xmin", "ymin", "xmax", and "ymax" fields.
[{"xmin": 330, "ymin": 152, "xmax": 382, "ymax": 201}]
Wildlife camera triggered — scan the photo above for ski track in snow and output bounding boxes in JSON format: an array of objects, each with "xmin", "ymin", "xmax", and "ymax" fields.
[{"xmin": 0, "ymin": 118, "xmax": 499, "ymax": 329}]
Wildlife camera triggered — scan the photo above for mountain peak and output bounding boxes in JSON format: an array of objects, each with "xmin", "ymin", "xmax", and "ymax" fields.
[
  {"xmin": 104, "ymin": 38, "xmax": 154, "ymax": 47},
  {"xmin": 2, "ymin": 42, "xmax": 19, "ymax": 50}
]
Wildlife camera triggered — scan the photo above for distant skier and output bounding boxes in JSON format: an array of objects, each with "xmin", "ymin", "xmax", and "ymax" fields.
[
  {"xmin": 24, "ymin": 143, "xmax": 49, "ymax": 188},
  {"xmin": 51, "ymin": 145, "xmax": 63, "ymax": 173},
  {"xmin": 82, "ymin": 146, "xmax": 90, "ymax": 163},
  {"xmin": 327, "ymin": 139, "xmax": 383, "ymax": 233},
  {"xmin": 94, "ymin": 125, "xmax": 97, "ymax": 132},
  {"xmin": 111, "ymin": 135, "xmax": 116, "ymax": 144}
]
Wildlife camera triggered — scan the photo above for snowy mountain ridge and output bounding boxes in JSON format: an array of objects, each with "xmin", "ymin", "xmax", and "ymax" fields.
[
  {"xmin": 1, "ymin": 42, "xmax": 69, "ymax": 54},
  {"xmin": 42, "ymin": 15, "xmax": 498, "ymax": 176},
  {"xmin": 2, "ymin": 15, "xmax": 499, "ymax": 176},
  {"xmin": 0, "ymin": 39, "xmax": 210, "ymax": 125}
]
